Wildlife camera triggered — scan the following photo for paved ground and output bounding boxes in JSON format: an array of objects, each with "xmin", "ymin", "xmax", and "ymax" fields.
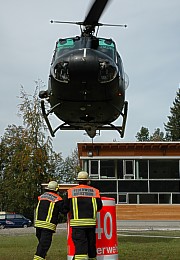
[
  {"xmin": 0, "ymin": 224, "xmax": 66, "ymax": 235},
  {"xmin": 1, "ymin": 221, "xmax": 180, "ymax": 235}
]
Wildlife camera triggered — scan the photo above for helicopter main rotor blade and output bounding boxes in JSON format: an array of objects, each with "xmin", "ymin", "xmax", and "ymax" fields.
[
  {"xmin": 98, "ymin": 23, "xmax": 127, "ymax": 27},
  {"xmin": 50, "ymin": 20, "xmax": 83, "ymax": 25},
  {"xmin": 83, "ymin": 0, "xmax": 111, "ymax": 26}
]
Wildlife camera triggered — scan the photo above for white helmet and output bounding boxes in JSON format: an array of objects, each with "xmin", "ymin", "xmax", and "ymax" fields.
[
  {"xmin": 45, "ymin": 181, "xmax": 59, "ymax": 191},
  {"xmin": 77, "ymin": 171, "xmax": 89, "ymax": 180}
]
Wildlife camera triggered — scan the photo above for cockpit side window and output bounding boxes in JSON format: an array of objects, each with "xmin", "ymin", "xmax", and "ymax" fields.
[
  {"xmin": 98, "ymin": 39, "xmax": 115, "ymax": 60},
  {"xmin": 117, "ymin": 52, "xmax": 124, "ymax": 78}
]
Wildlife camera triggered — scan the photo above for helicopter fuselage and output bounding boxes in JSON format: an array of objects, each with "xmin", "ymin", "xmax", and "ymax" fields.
[{"xmin": 45, "ymin": 36, "xmax": 126, "ymax": 137}]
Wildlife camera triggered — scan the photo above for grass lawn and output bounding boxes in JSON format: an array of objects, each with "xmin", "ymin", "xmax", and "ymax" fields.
[{"xmin": 1, "ymin": 230, "xmax": 180, "ymax": 259}]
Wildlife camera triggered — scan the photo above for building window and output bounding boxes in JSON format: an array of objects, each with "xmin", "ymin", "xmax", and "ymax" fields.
[
  {"xmin": 172, "ymin": 194, "xmax": 180, "ymax": 203},
  {"xmin": 123, "ymin": 160, "xmax": 134, "ymax": 179},
  {"xmin": 138, "ymin": 160, "xmax": 148, "ymax": 179},
  {"xmin": 117, "ymin": 160, "xmax": 123, "ymax": 179},
  {"xmin": 149, "ymin": 159, "xmax": 179, "ymax": 179},
  {"xmin": 139, "ymin": 194, "xmax": 158, "ymax": 204},
  {"xmin": 129, "ymin": 194, "xmax": 137, "ymax": 204},
  {"xmin": 100, "ymin": 160, "xmax": 115, "ymax": 178},
  {"xmin": 159, "ymin": 194, "xmax": 172, "ymax": 204},
  {"xmin": 118, "ymin": 180, "xmax": 148, "ymax": 192},
  {"xmin": 91, "ymin": 180, "xmax": 117, "ymax": 192},
  {"xmin": 119, "ymin": 194, "xmax": 127, "ymax": 203},
  {"xmin": 89, "ymin": 160, "xmax": 99, "ymax": 178},
  {"xmin": 149, "ymin": 180, "xmax": 180, "ymax": 192}
]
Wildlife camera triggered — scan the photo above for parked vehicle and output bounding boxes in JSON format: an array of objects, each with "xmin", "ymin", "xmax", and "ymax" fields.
[{"xmin": 0, "ymin": 212, "xmax": 32, "ymax": 229}]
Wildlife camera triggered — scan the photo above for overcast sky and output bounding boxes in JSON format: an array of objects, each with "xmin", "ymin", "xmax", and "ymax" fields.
[{"xmin": 1, "ymin": 0, "xmax": 180, "ymax": 158}]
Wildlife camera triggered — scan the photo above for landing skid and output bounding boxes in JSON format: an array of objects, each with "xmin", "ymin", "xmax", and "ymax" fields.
[{"xmin": 41, "ymin": 100, "xmax": 128, "ymax": 138}]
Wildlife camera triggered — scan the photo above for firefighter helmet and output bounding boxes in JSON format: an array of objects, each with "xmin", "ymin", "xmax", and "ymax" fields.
[
  {"xmin": 77, "ymin": 171, "xmax": 89, "ymax": 180},
  {"xmin": 46, "ymin": 181, "xmax": 59, "ymax": 191}
]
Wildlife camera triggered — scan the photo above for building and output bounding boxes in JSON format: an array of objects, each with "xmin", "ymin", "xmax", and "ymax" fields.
[{"xmin": 77, "ymin": 142, "xmax": 180, "ymax": 220}]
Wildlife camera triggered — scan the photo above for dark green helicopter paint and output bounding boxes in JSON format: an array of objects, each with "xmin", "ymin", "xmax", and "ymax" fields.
[{"xmin": 39, "ymin": 0, "xmax": 128, "ymax": 138}]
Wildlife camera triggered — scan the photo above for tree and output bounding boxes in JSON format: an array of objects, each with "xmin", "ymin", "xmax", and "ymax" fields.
[
  {"xmin": 136, "ymin": 127, "xmax": 165, "ymax": 141},
  {"xmin": 0, "ymin": 82, "xmax": 62, "ymax": 220},
  {"xmin": 150, "ymin": 128, "xmax": 165, "ymax": 141},
  {"xmin": 164, "ymin": 88, "xmax": 180, "ymax": 141},
  {"xmin": 57, "ymin": 148, "xmax": 81, "ymax": 183},
  {"xmin": 135, "ymin": 126, "xmax": 150, "ymax": 141}
]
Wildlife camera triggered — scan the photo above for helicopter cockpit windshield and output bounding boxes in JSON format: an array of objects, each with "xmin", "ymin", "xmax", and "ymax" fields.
[
  {"xmin": 55, "ymin": 38, "xmax": 76, "ymax": 59},
  {"xmin": 97, "ymin": 38, "xmax": 115, "ymax": 60},
  {"xmin": 54, "ymin": 37, "xmax": 116, "ymax": 61}
]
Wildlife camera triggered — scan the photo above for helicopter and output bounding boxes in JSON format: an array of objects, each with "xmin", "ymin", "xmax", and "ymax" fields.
[{"xmin": 39, "ymin": 0, "xmax": 129, "ymax": 138}]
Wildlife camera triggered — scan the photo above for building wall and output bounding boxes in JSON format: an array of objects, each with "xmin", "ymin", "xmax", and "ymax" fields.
[
  {"xmin": 116, "ymin": 204, "xmax": 180, "ymax": 220},
  {"xmin": 78, "ymin": 142, "xmax": 180, "ymax": 220}
]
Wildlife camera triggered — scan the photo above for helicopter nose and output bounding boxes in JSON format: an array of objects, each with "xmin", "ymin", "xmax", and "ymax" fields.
[
  {"xmin": 51, "ymin": 48, "xmax": 118, "ymax": 83},
  {"xmin": 68, "ymin": 49, "xmax": 99, "ymax": 80}
]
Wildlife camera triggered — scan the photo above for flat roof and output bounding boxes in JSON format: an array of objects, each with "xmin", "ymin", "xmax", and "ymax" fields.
[
  {"xmin": 78, "ymin": 141, "xmax": 180, "ymax": 146},
  {"xmin": 77, "ymin": 142, "xmax": 180, "ymax": 158}
]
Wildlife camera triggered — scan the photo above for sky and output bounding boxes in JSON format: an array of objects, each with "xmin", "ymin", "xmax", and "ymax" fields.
[{"xmin": 1, "ymin": 0, "xmax": 180, "ymax": 158}]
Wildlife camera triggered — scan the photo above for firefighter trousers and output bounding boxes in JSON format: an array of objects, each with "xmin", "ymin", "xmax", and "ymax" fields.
[
  {"xmin": 72, "ymin": 227, "xmax": 97, "ymax": 259},
  {"xmin": 34, "ymin": 228, "xmax": 53, "ymax": 259}
]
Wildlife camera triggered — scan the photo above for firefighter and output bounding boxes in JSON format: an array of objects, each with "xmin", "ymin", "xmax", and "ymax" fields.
[
  {"xmin": 33, "ymin": 180, "xmax": 64, "ymax": 260},
  {"xmin": 63, "ymin": 171, "xmax": 103, "ymax": 260}
]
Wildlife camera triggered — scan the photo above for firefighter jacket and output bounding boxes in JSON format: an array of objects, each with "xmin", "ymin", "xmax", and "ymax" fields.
[
  {"xmin": 34, "ymin": 191, "xmax": 63, "ymax": 232},
  {"xmin": 63, "ymin": 184, "xmax": 102, "ymax": 227}
]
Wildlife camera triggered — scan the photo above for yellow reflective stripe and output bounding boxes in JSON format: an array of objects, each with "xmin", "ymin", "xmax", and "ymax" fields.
[
  {"xmin": 46, "ymin": 202, "xmax": 55, "ymax": 223},
  {"xmin": 74, "ymin": 254, "xmax": 88, "ymax": 260},
  {"xmin": 35, "ymin": 201, "xmax": 40, "ymax": 221},
  {"xmin": 70, "ymin": 218, "xmax": 96, "ymax": 226},
  {"xmin": 92, "ymin": 197, "xmax": 97, "ymax": 219},
  {"xmin": 72, "ymin": 198, "xmax": 76, "ymax": 219},
  {"xmin": 35, "ymin": 220, "xmax": 56, "ymax": 231},
  {"xmin": 75, "ymin": 197, "xmax": 78, "ymax": 219},
  {"xmin": 72, "ymin": 197, "xmax": 78, "ymax": 219},
  {"xmin": 33, "ymin": 254, "xmax": 45, "ymax": 260}
]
